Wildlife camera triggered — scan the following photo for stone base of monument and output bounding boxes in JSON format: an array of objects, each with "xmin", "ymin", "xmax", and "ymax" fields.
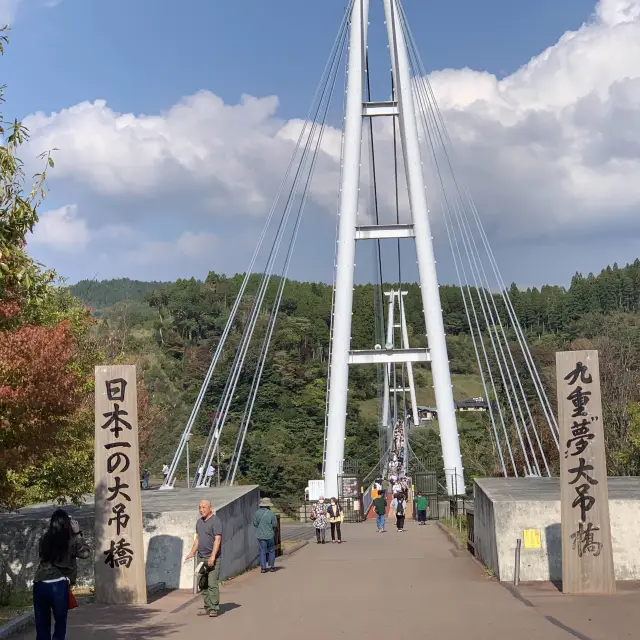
[
  {"xmin": 474, "ymin": 477, "xmax": 640, "ymax": 583},
  {"xmin": 0, "ymin": 485, "xmax": 259, "ymax": 591}
]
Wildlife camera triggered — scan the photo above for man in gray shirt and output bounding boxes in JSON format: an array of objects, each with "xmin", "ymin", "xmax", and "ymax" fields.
[{"xmin": 186, "ymin": 500, "xmax": 222, "ymax": 617}]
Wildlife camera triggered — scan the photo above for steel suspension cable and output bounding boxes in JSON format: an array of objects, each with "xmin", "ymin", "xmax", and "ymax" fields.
[
  {"xmin": 414, "ymin": 81, "xmax": 536, "ymax": 476},
  {"xmin": 398, "ymin": 4, "xmax": 554, "ymax": 471},
  {"xmin": 167, "ymin": 3, "xmax": 355, "ymax": 488},
  {"xmin": 440, "ymin": 206, "xmax": 510, "ymax": 476},
  {"xmin": 165, "ymin": 2, "xmax": 356, "ymax": 488},
  {"xmin": 197, "ymin": 6, "xmax": 353, "ymax": 484},
  {"xmin": 397, "ymin": 6, "xmax": 534, "ymax": 474},
  {"xmin": 399, "ymin": 10, "xmax": 549, "ymax": 475},
  {"xmin": 228, "ymin": 57, "xmax": 346, "ymax": 483},
  {"xmin": 365, "ymin": 53, "xmax": 389, "ymax": 461},
  {"xmin": 396, "ymin": 0, "xmax": 559, "ymax": 449},
  {"xmin": 410, "ymin": 72, "xmax": 534, "ymax": 476}
]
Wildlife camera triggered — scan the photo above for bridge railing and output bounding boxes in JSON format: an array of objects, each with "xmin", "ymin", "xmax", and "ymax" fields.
[
  {"xmin": 466, "ymin": 505, "xmax": 475, "ymax": 555},
  {"xmin": 362, "ymin": 480, "xmax": 375, "ymax": 517}
]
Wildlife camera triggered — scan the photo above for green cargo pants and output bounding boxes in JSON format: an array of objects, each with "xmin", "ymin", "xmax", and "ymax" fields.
[{"xmin": 199, "ymin": 558, "xmax": 220, "ymax": 612}]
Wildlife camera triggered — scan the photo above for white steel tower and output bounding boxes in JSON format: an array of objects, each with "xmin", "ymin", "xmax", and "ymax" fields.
[
  {"xmin": 381, "ymin": 290, "xmax": 420, "ymax": 432},
  {"xmin": 324, "ymin": 0, "xmax": 465, "ymax": 498}
]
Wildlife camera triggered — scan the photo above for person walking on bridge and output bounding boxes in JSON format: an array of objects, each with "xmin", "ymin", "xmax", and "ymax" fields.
[
  {"xmin": 391, "ymin": 493, "xmax": 407, "ymax": 532},
  {"xmin": 311, "ymin": 497, "xmax": 328, "ymax": 544},
  {"xmin": 185, "ymin": 500, "xmax": 223, "ymax": 618},
  {"xmin": 372, "ymin": 491, "xmax": 387, "ymax": 533},
  {"xmin": 416, "ymin": 492, "xmax": 428, "ymax": 525},
  {"xmin": 253, "ymin": 498, "xmax": 278, "ymax": 573},
  {"xmin": 327, "ymin": 497, "xmax": 343, "ymax": 543}
]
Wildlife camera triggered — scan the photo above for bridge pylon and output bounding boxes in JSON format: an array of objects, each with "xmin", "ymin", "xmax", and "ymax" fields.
[{"xmin": 323, "ymin": 0, "xmax": 465, "ymax": 498}]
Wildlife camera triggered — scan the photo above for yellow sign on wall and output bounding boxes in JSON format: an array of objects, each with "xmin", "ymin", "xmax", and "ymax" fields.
[{"xmin": 523, "ymin": 529, "xmax": 542, "ymax": 549}]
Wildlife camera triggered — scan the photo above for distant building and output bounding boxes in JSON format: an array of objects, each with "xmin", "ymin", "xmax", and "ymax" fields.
[
  {"xmin": 455, "ymin": 397, "xmax": 488, "ymax": 412},
  {"xmin": 416, "ymin": 405, "xmax": 438, "ymax": 423}
]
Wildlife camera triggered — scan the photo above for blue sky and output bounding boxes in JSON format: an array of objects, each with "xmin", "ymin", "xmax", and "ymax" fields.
[{"xmin": 5, "ymin": 0, "xmax": 640, "ymax": 287}]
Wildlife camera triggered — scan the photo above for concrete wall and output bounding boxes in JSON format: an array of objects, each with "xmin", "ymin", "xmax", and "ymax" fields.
[
  {"xmin": 1, "ymin": 486, "xmax": 260, "ymax": 591},
  {"xmin": 473, "ymin": 485, "xmax": 499, "ymax": 577},
  {"xmin": 474, "ymin": 478, "xmax": 640, "ymax": 582}
]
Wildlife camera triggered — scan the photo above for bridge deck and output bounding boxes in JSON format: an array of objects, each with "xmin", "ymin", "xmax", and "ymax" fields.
[{"xmin": 12, "ymin": 521, "xmax": 631, "ymax": 639}]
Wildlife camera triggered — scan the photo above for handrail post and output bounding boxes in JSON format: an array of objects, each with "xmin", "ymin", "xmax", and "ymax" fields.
[{"xmin": 514, "ymin": 538, "xmax": 522, "ymax": 586}]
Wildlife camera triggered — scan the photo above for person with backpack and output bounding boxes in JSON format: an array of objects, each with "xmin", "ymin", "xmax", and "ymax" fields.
[
  {"xmin": 391, "ymin": 493, "xmax": 407, "ymax": 532},
  {"xmin": 32, "ymin": 509, "xmax": 91, "ymax": 639}
]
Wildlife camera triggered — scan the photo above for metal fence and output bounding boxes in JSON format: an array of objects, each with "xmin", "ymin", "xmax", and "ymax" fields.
[
  {"xmin": 338, "ymin": 474, "xmax": 364, "ymax": 522},
  {"xmin": 411, "ymin": 471, "xmax": 440, "ymax": 520}
]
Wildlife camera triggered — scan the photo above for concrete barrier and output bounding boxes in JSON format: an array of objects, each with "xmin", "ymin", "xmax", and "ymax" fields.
[
  {"xmin": 474, "ymin": 477, "xmax": 640, "ymax": 582},
  {"xmin": 0, "ymin": 486, "xmax": 259, "ymax": 591}
]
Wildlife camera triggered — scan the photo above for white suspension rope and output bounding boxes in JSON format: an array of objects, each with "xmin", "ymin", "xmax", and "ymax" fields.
[
  {"xmin": 399, "ymin": 6, "xmax": 556, "ymax": 468},
  {"xmin": 203, "ymin": 7, "xmax": 352, "ymax": 485},
  {"xmin": 409, "ymin": 57, "xmax": 534, "ymax": 475},
  {"xmin": 227, "ymin": 39, "xmax": 347, "ymax": 485},
  {"xmin": 397, "ymin": 1, "xmax": 552, "ymax": 475},
  {"xmin": 403, "ymin": 37, "xmax": 550, "ymax": 475},
  {"xmin": 165, "ymin": 3, "xmax": 355, "ymax": 488},
  {"xmin": 396, "ymin": 1, "xmax": 559, "ymax": 450}
]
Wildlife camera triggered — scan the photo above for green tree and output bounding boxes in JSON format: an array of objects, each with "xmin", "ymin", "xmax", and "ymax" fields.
[{"xmin": 0, "ymin": 31, "xmax": 98, "ymax": 509}]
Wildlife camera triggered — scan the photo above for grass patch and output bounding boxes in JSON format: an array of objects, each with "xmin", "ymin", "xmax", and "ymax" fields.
[
  {"xmin": 441, "ymin": 515, "xmax": 468, "ymax": 545},
  {"xmin": 0, "ymin": 589, "xmax": 31, "ymax": 626}
]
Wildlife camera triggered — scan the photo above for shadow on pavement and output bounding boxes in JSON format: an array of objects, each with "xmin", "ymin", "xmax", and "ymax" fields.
[
  {"xmin": 219, "ymin": 602, "xmax": 241, "ymax": 615},
  {"xmin": 67, "ymin": 605, "xmax": 178, "ymax": 639}
]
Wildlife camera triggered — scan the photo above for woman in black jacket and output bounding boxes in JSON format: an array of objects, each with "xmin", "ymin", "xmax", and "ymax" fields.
[{"xmin": 32, "ymin": 509, "xmax": 91, "ymax": 639}]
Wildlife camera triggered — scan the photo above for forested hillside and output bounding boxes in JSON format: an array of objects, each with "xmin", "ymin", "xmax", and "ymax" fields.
[
  {"xmin": 65, "ymin": 259, "xmax": 640, "ymax": 503},
  {"xmin": 70, "ymin": 278, "xmax": 169, "ymax": 312}
]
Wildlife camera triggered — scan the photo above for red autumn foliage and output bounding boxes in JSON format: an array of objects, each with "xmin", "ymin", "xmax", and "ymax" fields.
[
  {"xmin": 0, "ymin": 320, "xmax": 82, "ymax": 469},
  {"xmin": 0, "ymin": 300, "xmax": 20, "ymax": 321}
]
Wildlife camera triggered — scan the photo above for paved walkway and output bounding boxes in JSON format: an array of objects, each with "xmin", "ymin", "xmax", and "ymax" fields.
[{"xmin": 12, "ymin": 522, "xmax": 638, "ymax": 639}]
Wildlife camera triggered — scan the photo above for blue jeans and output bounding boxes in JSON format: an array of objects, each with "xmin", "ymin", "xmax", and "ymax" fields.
[
  {"xmin": 376, "ymin": 514, "xmax": 386, "ymax": 530},
  {"xmin": 258, "ymin": 538, "xmax": 275, "ymax": 570},
  {"xmin": 33, "ymin": 580, "xmax": 69, "ymax": 639}
]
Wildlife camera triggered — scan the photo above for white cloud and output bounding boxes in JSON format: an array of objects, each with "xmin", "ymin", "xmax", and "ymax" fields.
[
  {"xmin": 20, "ymin": 0, "xmax": 640, "ymax": 252},
  {"xmin": 420, "ymin": 0, "xmax": 640, "ymax": 238},
  {"xmin": 29, "ymin": 204, "xmax": 135, "ymax": 254},
  {"xmin": 0, "ymin": 0, "xmax": 63, "ymax": 25},
  {"xmin": 126, "ymin": 231, "xmax": 218, "ymax": 267},
  {"xmin": 30, "ymin": 204, "xmax": 90, "ymax": 252},
  {"xmin": 24, "ymin": 92, "xmax": 341, "ymax": 219},
  {"xmin": 597, "ymin": 0, "xmax": 640, "ymax": 25},
  {"xmin": 0, "ymin": 0, "xmax": 21, "ymax": 25}
]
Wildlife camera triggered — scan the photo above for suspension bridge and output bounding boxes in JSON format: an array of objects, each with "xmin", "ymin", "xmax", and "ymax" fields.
[
  {"xmin": 160, "ymin": 0, "xmax": 558, "ymax": 504},
  {"xmin": 6, "ymin": 3, "xmax": 637, "ymax": 639}
]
